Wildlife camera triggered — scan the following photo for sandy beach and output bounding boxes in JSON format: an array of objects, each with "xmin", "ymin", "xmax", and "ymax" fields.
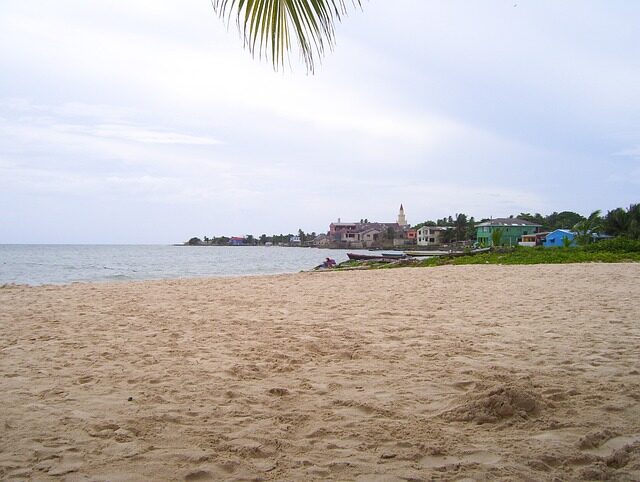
[{"xmin": 1, "ymin": 263, "xmax": 639, "ymax": 481}]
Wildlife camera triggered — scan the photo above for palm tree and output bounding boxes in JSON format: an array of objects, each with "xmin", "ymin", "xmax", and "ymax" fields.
[
  {"xmin": 454, "ymin": 213, "xmax": 468, "ymax": 243},
  {"xmin": 211, "ymin": 0, "xmax": 362, "ymax": 73},
  {"xmin": 573, "ymin": 210, "xmax": 602, "ymax": 245},
  {"xmin": 606, "ymin": 204, "xmax": 640, "ymax": 240},
  {"xmin": 603, "ymin": 207, "xmax": 629, "ymax": 237}
]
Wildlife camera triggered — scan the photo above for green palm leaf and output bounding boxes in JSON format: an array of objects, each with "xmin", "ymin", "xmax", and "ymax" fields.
[
  {"xmin": 574, "ymin": 209, "xmax": 602, "ymax": 245},
  {"xmin": 211, "ymin": 0, "xmax": 362, "ymax": 73}
]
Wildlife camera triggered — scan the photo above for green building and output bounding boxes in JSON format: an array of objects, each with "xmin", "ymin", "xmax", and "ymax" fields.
[{"xmin": 476, "ymin": 218, "xmax": 541, "ymax": 247}]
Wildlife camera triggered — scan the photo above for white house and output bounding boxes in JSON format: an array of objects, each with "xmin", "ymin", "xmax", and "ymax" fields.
[{"xmin": 417, "ymin": 226, "xmax": 446, "ymax": 246}]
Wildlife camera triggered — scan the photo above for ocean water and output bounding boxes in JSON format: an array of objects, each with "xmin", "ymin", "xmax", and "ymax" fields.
[{"xmin": 0, "ymin": 245, "xmax": 366, "ymax": 286}]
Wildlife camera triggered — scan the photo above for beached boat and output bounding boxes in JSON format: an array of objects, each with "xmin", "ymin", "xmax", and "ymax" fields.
[
  {"xmin": 347, "ymin": 253, "xmax": 405, "ymax": 261},
  {"xmin": 404, "ymin": 248, "xmax": 491, "ymax": 257},
  {"xmin": 403, "ymin": 250, "xmax": 447, "ymax": 257},
  {"xmin": 347, "ymin": 253, "xmax": 384, "ymax": 261}
]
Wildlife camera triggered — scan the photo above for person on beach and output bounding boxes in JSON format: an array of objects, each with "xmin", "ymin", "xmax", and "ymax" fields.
[{"xmin": 323, "ymin": 257, "xmax": 336, "ymax": 268}]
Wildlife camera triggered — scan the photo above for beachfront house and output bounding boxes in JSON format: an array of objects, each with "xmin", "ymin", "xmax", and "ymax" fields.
[
  {"xmin": 329, "ymin": 221, "xmax": 359, "ymax": 243},
  {"xmin": 416, "ymin": 226, "xmax": 446, "ymax": 246},
  {"xmin": 229, "ymin": 236, "xmax": 245, "ymax": 246},
  {"xmin": 544, "ymin": 229, "xmax": 576, "ymax": 247},
  {"xmin": 312, "ymin": 233, "xmax": 330, "ymax": 247},
  {"xmin": 519, "ymin": 232, "xmax": 549, "ymax": 247},
  {"xmin": 476, "ymin": 218, "xmax": 541, "ymax": 247},
  {"xmin": 359, "ymin": 227, "xmax": 383, "ymax": 247},
  {"xmin": 328, "ymin": 220, "xmax": 404, "ymax": 248}
]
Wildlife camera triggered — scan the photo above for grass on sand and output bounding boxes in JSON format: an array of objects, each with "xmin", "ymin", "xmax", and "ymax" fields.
[{"xmin": 336, "ymin": 238, "xmax": 640, "ymax": 270}]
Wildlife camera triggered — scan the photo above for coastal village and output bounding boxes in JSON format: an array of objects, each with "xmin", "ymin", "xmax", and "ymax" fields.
[{"xmin": 187, "ymin": 203, "xmax": 635, "ymax": 250}]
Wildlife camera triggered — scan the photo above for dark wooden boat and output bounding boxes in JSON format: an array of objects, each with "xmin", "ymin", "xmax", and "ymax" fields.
[
  {"xmin": 347, "ymin": 252, "xmax": 406, "ymax": 261},
  {"xmin": 347, "ymin": 253, "xmax": 382, "ymax": 260}
]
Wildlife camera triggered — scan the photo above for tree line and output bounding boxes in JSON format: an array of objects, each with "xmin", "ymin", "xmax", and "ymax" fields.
[
  {"xmin": 412, "ymin": 204, "xmax": 639, "ymax": 243},
  {"xmin": 187, "ymin": 229, "xmax": 318, "ymax": 246}
]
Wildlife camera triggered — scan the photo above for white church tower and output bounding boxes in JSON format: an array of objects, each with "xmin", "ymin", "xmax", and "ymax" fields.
[{"xmin": 397, "ymin": 204, "xmax": 408, "ymax": 227}]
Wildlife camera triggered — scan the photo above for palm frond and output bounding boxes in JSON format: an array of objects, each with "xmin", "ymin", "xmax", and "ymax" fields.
[{"xmin": 211, "ymin": 0, "xmax": 362, "ymax": 73}]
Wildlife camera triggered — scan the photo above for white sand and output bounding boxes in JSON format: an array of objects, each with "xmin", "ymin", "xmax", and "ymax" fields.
[{"xmin": 1, "ymin": 263, "xmax": 639, "ymax": 481}]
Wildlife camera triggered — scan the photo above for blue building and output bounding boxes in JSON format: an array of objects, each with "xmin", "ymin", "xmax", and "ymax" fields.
[{"xmin": 543, "ymin": 229, "xmax": 576, "ymax": 247}]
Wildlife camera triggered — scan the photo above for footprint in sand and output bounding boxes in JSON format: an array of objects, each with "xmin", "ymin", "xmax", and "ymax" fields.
[
  {"xmin": 184, "ymin": 469, "xmax": 214, "ymax": 481},
  {"xmin": 579, "ymin": 431, "xmax": 640, "ymax": 457},
  {"xmin": 268, "ymin": 387, "xmax": 290, "ymax": 396},
  {"xmin": 420, "ymin": 450, "xmax": 501, "ymax": 468}
]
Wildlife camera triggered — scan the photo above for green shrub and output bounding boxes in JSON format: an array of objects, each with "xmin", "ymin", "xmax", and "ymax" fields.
[
  {"xmin": 352, "ymin": 237, "xmax": 640, "ymax": 271},
  {"xmin": 583, "ymin": 237, "xmax": 640, "ymax": 253}
]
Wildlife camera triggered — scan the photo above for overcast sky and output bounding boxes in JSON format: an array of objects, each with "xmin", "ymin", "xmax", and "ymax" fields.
[{"xmin": 1, "ymin": 1, "xmax": 639, "ymax": 243}]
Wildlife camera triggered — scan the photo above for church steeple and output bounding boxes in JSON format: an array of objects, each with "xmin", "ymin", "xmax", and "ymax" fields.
[{"xmin": 397, "ymin": 204, "xmax": 408, "ymax": 227}]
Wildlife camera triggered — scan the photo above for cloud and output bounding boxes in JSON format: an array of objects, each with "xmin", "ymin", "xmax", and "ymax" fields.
[
  {"xmin": 0, "ymin": 5, "xmax": 461, "ymax": 148},
  {"xmin": 614, "ymin": 146, "xmax": 640, "ymax": 158},
  {"xmin": 1, "ymin": 1, "xmax": 639, "ymax": 242},
  {"xmin": 55, "ymin": 123, "xmax": 221, "ymax": 146}
]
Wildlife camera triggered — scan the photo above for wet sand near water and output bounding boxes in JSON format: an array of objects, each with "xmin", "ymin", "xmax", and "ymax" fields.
[{"xmin": 1, "ymin": 263, "xmax": 639, "ymax": 480}]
